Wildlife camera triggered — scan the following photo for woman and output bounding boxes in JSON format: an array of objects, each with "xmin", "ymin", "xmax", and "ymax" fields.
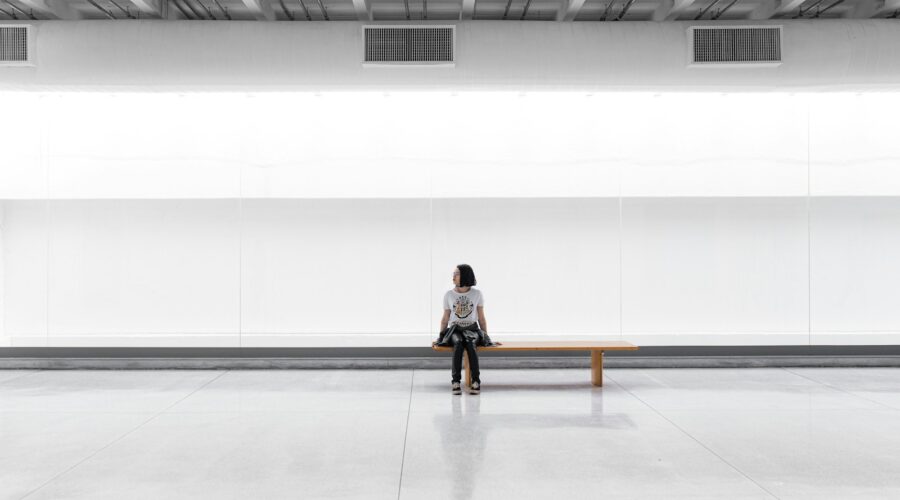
[{"xmin": 434, "ymin": 264, "xmax": 499, "ymax": 395}]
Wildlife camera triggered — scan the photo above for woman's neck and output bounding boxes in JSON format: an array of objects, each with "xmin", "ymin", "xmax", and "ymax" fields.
[{"xmin": 455, "ymin": 286, "xmax": 471, "ymax": 293}]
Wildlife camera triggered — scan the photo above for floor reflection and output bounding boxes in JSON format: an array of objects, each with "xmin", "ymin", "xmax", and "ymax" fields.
[{"xmin": 431, "ymin": 387, "xmax": 635, "ymax": 500}]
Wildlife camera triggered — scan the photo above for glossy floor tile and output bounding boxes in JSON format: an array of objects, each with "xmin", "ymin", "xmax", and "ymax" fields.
[
  {"xmin": 0, "ymin": 370, "xmax": 226, "ymax": 413},
  {"xmin": 1, "ymin": 368, "xmax": 899, "ymax": 500},
  {"xmin": 0, "ymin": 411, "xmax": 155, "ymax": 499},
  {"xmin": 606, "ymin": 368, "xmax": 886, "ymax": 411},
  {"xmin": 167, "ymin": 369, "xmax": 414, "ymax": 414},
  {"xmin": 0, "ymin": 370, "xmax": 40, "ymax": 384},
  {"xmin": 659, "ymin": 409, "xmax": 900, "ymax": 499},
  {"xmin": 25, "ymin": 412, "xmax": 408, "ymax": 500},
  {"xmin": 784, "ymin": 367, "xmax": 900, "ymax": 410}
]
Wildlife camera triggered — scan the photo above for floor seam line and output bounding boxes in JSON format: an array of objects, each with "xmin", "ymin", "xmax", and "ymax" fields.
[
  {"xmin": 604, "ymin": 372, "xmax": 782, "ymax": 500},
  {"xmin": 780, "ymin": 367, "xmax": 897, "ymax": 410},
  {"xmin": 0, "ymin": 369, "xmax": 45, "ymax": 385},
  {"xmin": 396, "ymin": 369, "xmax": 414, "ymax": 500},
  {"xmin": 18, "ymin": 369, "xmax": 231, "ymax": 500}
]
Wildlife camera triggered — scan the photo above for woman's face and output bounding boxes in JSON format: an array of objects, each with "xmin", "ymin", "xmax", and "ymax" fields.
[{"xmin": 452, "ymin": 268, "xmax": 460, "ymax": 287}]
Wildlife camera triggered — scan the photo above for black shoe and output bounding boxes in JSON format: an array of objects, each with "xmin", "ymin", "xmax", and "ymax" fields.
[
  {"xmin": 451, "ymin": 382, "xmax": 462, "ymax": 395},
  {"xmin": 468, "ymin": 381, "xmax": 480, "ymax": 395}
]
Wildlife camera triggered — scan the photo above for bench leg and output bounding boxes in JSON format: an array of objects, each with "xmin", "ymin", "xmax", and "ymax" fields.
[
  {"xmin": 463, "ymin": 352, "xmax": 472, "ymax": 388},
  {"xmin": 591, "ymin": 351, "xmax": 603, "ymax": 387}
]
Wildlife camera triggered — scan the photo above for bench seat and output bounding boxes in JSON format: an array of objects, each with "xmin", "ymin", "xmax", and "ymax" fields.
[{"xmin": 432, "ymin": 340, "xmax": 639, "ymax": 387}]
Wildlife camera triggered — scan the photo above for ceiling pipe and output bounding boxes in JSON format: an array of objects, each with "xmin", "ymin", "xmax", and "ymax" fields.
[
  {"xmin": 314, "ymin": 0, "xmax": 328, "ymax": 19},
  {"xmin": 792, "ymin": 0, "xmax": 824, "ymax": 18},
  {"xmin": 614, "ymin": 0, "xmax": 636, "ymax": 20},
  {"xmin": 2, "ymin": 0, "xmax": 35, "ymax": 19},
  {"xmin": 600, "ymin": 0, "xmax": 615, "ymax": 20},
  {"xmin": 171, "ymin": 0, "xmax": 195, "ymax": 18},
  {"xmin": 110, "ymin": 0, "xmax": 136, "ymax": 18},
  {"xmin": 195, "ymin": 0, "xmax": 216, "ymax": 19},
  {"xmin": 711, "ymin": 0, "xmax": 739, "ymax": 19},
  {"xmin": 296, "ymin": 0, "xmax": 311, "ymax": 20},
  {"xmin": 423, "ymin": 0, "xmax": 426, "ymax": 19},
  {"xmin": 278, "ymin": 0, "xmax": 294, "ymax": 19},
  {"xmin": 85, "ymin": 0, "xmax": 116, "ymax": 18},
  {"xmin": 0, "ymin": 5, "xmax": 16, "ymax": 18},
  {"xmin": 181, "ymin": 0, "xmax": 207, "ymax": 18},
  {"xmin": 520, "ymin": 0, "xmax": 532, "ymax": 19},
  {"xmin": 212, "ymin": 0, "xmax": 231, "ymax": 19},
  {"xmin": 813, "ymin": 0, "xmax": 843, "ymax": 17},
  {"xmin": 502, "ymin": 0, "xmax": 512, "ymax": 19},
  {"xmin": 694, "ymin": 0, "xmax": 722, "ymax": 19},
  {"xmin": 403, "ymin": 0, "xmax": 409, "ymax": 19}
]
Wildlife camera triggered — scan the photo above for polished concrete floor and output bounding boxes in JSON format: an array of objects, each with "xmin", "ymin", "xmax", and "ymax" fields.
[{"xmin": 2, "ymin": 367, "xmax": 900, "ymax": 500}]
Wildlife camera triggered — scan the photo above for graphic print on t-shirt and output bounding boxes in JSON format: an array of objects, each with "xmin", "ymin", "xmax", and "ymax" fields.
[{"xmin": 453, "ymin": 295, "xmax": 474, "ymax": 320}]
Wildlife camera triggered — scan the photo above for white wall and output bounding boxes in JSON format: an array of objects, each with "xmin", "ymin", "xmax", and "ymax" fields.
[
  {"xmin": 810, "ymin": 198, "xmax": 900, "ymax": 345},
  {"xmin": 2, "ymin": 20, "xmax": 900, "ymax": 91},
  {"xmin": 621, "ymin": 197, "xmax": 809, "ymax": 346},
  {"xmin": 2, "ymin": 90, "xmax": 899, "ymax": 347}
]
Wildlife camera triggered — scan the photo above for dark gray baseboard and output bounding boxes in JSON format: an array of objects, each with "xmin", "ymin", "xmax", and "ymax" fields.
[{"xmin": 2, "ymin": 346, "xmax": 900, "ymax": 369}]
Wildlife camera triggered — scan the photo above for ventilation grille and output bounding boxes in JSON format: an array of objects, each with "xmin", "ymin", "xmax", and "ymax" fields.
[
  {"xmin": 692, "ymin": 27, "xmax": 781, "ymax": 64},
  {"xmin": 364, "ymin": 27, "xmax": 453, "ymax": 63},
  {"xmin": 0, "ymin": 26, "xmax": 28, "ymax": 63}
]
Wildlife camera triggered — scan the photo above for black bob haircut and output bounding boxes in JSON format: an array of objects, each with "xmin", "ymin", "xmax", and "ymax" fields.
[{"xmin": 456, "ymin": 264, "xmax": 477, "ymax": 287}]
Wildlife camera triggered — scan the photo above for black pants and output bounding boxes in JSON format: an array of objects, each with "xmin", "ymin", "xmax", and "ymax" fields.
[{"xmin": 450, "ymin": 327, "xmax": 482, "ymax": 384}]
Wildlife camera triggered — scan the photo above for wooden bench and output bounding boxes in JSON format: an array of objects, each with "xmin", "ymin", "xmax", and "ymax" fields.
[{"xmin": 431, "ymin": 340, "xmax": 639, "ymax": 387}]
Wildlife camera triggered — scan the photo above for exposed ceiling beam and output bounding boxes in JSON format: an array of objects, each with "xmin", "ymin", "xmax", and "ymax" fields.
[
  {"xmin": 615, "ymin": 0, "xmax": 636, "ymax": 19},
  {"xmin": 213, "ymin": 0, "xmax": 231, "ymax": 18},
  {"xmin": 460, "ymin": 0, "xmax": 475, "ymax": 19},
  {"xmin": 842, "ymin": 0, "xmax": 880, "ymax": 18},
  {"xmin": 792, "ymin": 0, "xmax": 823, "ymax": 17},
  {"xmin": 694, "ymin": 0, "xmax": 722, "ymax": 18},
  {"xmin": 129, "ymin": 0, "xmax": 160, "ymax": 17},
  {"xmin": 600, "ymin": 0, "xmax": 614, "ymax": 19},
  {"xmin": 2, "ymin": 0, "xmax": 36, "ymax": 18},
  {"xmin": 194, "ymin": 0, "xmax": 217, "ymax": 19},
  {"xmin": 557, "ymin": 0, "xmax": 587, "ymax": 20},
  {"xmin": 314, "ymin": 0, "xmax": 328, "ymax": 19},
  {"xmin": 651, "ymin": 0, "xmax": 672, "ymax": 20},
  {"xmin": 170, "ymin": 0, "xmax": 194, "ymax": 18},
  {"xmin": 17, "ymin": 0, "xmax": 82, "ymax": 18},
  {"xmin": 520, "ymin": 0, "xmax": 533, "ymax": 19},
  {"xmin": 278, "ymin": 0, "xmax": 294, "ymax": 19},
  {"xmin": 813, "ymin": 0, "xmax": 843, "ymax": 16},
  {"xmin": 654, "ymin": 0, "xmax": 696, "ymax": 20},
  {"xmin": 351, "ymin": 0, "xmax": 371, "ymax": 20},
  {"xmin": 86, "ymin": 0, "xmax": 116, "ymax": 18},
  {"xmin": 296, "ymin": 0, "xmax": 312, "ymax": 20},
  {"xmin": 242, "ymin": 0, "xmax": 274, "ymax": 20},
  {"xmin": 747, "ymin": 0, "xmax": 777, "ymax": 18},
  {"xmin": 711, "ymin": 0, "xmax": 739, "ymax": 18},
  {"xmin": 770, "ymin": 0, "xmax": 808, "ymax": 18},
  {"xmin": 110, "ymin": 0, "xmax": 137, "ymax": 17},
  {"xmin": 181, "ymin": 0, "xmax": 206, "ymax": 18}
]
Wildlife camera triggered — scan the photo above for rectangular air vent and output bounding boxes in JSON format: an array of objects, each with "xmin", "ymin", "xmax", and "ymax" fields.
[
  {"xmin": 690, "ymin": 26, "xmax": 781, "ymax": 65},
  {"xmin": 363, "ymin": 26, "xmax": 454, "ymax": 66},
  {"xmin": 0, "ymin": 25, "xmax": 30, "ymax": 64}
]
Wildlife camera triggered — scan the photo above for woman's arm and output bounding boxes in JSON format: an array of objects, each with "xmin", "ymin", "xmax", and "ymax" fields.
[
  {"xmin": 477, "ymin": 306, "xmax": 487, "ymax": 334},
  {"xmin": 440, "ymin": 309, "xmax": 451, "ymax": 332}
]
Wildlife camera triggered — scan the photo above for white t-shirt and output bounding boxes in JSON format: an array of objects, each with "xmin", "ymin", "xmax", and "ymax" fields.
[{"xmin": 444, "ymin": 288, "xmax": 484, "ymax": 327}]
